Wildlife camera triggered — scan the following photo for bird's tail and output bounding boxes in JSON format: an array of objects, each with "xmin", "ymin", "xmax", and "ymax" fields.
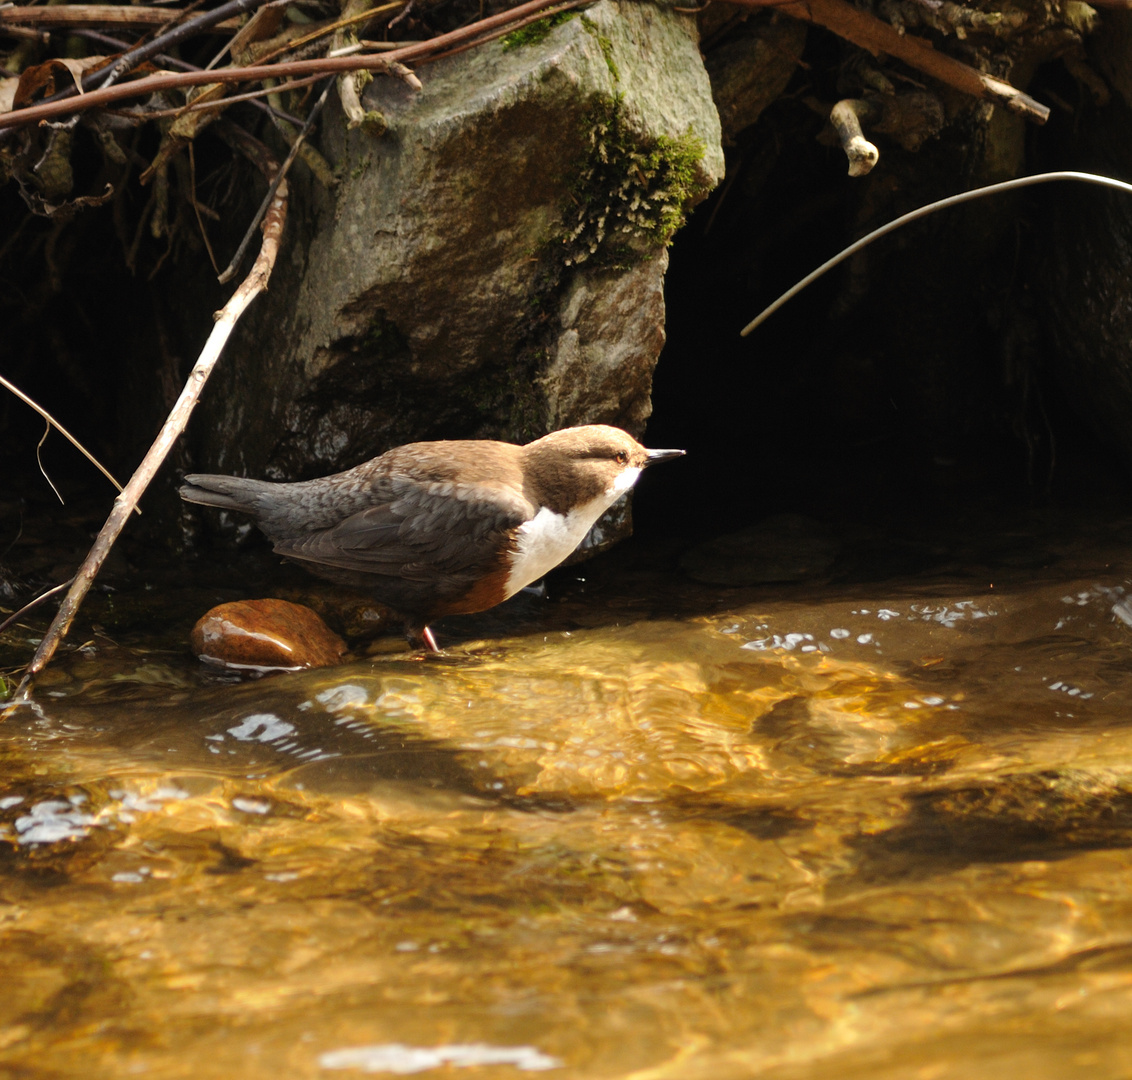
[{"xmin": 180, "ymin": 474, "xmax": 274, "ymax": 516}]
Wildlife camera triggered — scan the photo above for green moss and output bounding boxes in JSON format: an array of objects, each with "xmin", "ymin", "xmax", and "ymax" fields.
[
  {"xmin": 580, "ymin": 15, "xmax": 619, "ymax": 83},
  {"xmin": 556, "ymin": 96, "xmax": 709, "ymax": 269},
  {"xmin": 359, "ymin": 110, "xmax": 387, "ymax": 137},
  {"xmin": 502, "ymin": 10, "xmax": 578, "ymax": 51}
]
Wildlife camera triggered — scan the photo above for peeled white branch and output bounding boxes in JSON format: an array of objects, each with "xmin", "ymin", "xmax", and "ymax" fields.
[{"xmin": 830, "ymin": 99, "xmax": 880, "ymax": 177}]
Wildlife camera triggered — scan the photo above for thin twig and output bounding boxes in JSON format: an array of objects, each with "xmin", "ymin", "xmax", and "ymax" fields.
[
  {"xmin": 0, "ymin": 372, "xmax": 130, "ymax": 503},
  {"xmin": 218, "ymin": 76, "xmax": 332, "ymax": 283},
  {"xmin": 0, "ymin": 0, "xmax": 571, "ymax": 131},
  {"xmin": 113, "ymin": 71, "xmax": 326, "ymax": 120},
  {"xmin": 740, "ymin": 171, "xmax": 1132, "ymax": 336},
  {"xmin": 188, "ymin": 142, "xmax": 219, "ymax": 274},
  {"xmin": 95, "ymin": 0, "xmax": 270, "ymax": 90},
  {"xmin": 73, "ymin": 27, "xmax": 205, "ymax": 73},
  {"xmin": 0, "ymin": 55, "xmax": 395, "ymax": 128},
  {"xmin": 0, "ymin": 0, "xmax": 270, "ymax": 128},
  {"xmin": 728, "ymin": 0, "xmax": 1049, "ymax": 124},
  {"xmin": 73, "ymin": 27, "xmax": 308, "ymax": 125},
  {"xmin": 0, "ymin": 578, "xmax": 75, "ymax": 637},
  {"xmin": 253, "ymin": 0, "xmax": 405, "ymax": 66},
  {"xmin": 35, "ymin": 421, "xmax": 64, "ymax": 506},
  {"xmin": 0, "ymin": 5, "xmax": 245, "ymax": 30},
  {"xmin": 425, "ymin": 0, "xmax": 587, "ymax": 61},
  {"xmin": 8, "ymin": 135, "xmax": 290, "ymax": 704}
]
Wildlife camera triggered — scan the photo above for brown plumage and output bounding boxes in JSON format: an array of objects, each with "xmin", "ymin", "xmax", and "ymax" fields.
[{"xmin": 180, "ymin": 425, "xmax": 684, "ymax": 650}]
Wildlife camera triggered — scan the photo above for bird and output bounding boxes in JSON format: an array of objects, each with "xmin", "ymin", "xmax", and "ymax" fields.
[{"xmin": 180, "ymin": 425, "xmax": 685, "ymax": 651}]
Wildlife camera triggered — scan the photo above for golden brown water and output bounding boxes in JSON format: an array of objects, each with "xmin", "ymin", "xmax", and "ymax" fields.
[{"xmin": 4, "ymin": 512, "xmax": 1132, "ymax": 1079}]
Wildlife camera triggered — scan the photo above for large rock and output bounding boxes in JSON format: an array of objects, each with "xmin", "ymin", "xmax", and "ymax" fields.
[
  {"xmin": 704, "ymin": 15, "xmax": 806, "ymax": 145},
  {"xmin": 197, "ymin": 0, "xmax": 723, "ymax": 500}
]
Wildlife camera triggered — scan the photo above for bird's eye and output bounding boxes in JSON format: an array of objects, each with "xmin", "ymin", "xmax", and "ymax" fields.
[{"xmin": 615, "ymin": 451, "xmax": 629, "ymax": 465}]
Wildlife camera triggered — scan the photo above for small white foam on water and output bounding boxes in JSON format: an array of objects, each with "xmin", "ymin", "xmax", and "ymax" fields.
[
  {"xmin": 227, "ymin": 713, "xmax": 296, "ymax": 742},
  {"xmin": 318, "ymin": 1043, "xmax": 562, "ymax": 1073},
  {"xmin": 14, "ymin": 800, "xmax": 96, "ymax": 844},
  {"xmin": 316, "ymin": 685, "xmax": 370, "ymax": 712}
]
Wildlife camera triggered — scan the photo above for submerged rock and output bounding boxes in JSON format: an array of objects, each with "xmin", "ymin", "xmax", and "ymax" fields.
[{"xmin": 191, "ymin": 599, "xmax": 348, "ymax": 671}]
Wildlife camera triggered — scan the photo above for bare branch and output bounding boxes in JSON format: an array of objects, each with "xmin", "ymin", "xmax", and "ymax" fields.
[
  {"xmin": 95, "ymin": 0, "xmax": 270, "ymax": 90},
  {"xmin": 729, "ymin": 0, "xmax": 1050, "ymax": 124},
  {"xmin": 830, "ymin": 98, "xmax": 879, "ymax": 177},
  {"xmin": 72, "ymin": 27, "xmax": 308, "ymax": 124},
  {"xmin": 8, "ymin": 133, "xmax": 291, "ymax": 702},
  {"xmin": 0, "ymin": 56, "xmax": 399, "ymax": 129},
  {"xmin": 0, "ymin": 5, "xmax": 245, "ymax": 31},
  {"xmin": 0, "ymin": 0, "xmax": 572, "ymax": 131}
]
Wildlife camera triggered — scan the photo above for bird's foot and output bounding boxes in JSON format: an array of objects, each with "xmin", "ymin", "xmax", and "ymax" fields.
[{"xmin": 406, "ymin": 622, "xmax": 442, "ymax": 653}]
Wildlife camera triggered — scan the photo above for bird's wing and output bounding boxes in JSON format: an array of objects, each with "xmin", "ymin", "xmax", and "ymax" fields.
[{"xmin": 271, "ymin": 474, "xmax": 534, "ymax": 587}]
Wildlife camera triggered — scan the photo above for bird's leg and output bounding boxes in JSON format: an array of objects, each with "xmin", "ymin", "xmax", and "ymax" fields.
[{"xmin": 406, "ymin": 620, "xmax": 441, "ymax": 653}]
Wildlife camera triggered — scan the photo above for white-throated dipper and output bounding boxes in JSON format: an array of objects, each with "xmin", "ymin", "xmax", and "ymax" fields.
[{"xmin": 180, "ymin": 425, "xmax": 685, "ymax": 651}]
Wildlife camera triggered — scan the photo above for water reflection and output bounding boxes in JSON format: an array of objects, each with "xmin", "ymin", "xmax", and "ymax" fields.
[{"xmin": 3, "ymin": 527, "xmax": 1132, "ymax": 1078}]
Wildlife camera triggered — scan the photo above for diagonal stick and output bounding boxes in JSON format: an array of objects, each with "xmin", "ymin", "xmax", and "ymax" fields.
[{"xmin": 7, "ymin": 148, "xmax": 290, "ymax": 706}]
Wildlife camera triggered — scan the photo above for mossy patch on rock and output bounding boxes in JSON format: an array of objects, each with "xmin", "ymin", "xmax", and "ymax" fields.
[
  {"xmin": 558, "ymin": 96, "xmax": 710, "ymax": 269},
  {"xmin": 580, "ymin": 14, "xmax": 620, "ymax": 82},
  {"xmin": 502, "ymin": 10, "xmax": 579, "ymax": 51}
]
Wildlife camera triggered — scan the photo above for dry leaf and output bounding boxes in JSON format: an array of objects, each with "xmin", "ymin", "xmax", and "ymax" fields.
[
  {"xmin": 20, "ymin": 181, "xmax": 114, "ymax": 220},
  {"xmin": 14, "ymin": 55, "xmax": 109, "ymax": 107},
  {"xmin": 0, "ymin": 76, "xmax": 17, "ymax": 114}
]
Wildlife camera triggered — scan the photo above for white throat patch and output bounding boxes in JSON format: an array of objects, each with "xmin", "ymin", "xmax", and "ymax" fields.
[{"xmin": 505, "ymin": 467, "xmax": 642, "ymax": 597}]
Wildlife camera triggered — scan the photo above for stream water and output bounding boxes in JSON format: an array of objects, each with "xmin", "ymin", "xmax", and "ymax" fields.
[{"xmin": 3, "ymin": 501, "xmax": 1132, "ymax": 1079}]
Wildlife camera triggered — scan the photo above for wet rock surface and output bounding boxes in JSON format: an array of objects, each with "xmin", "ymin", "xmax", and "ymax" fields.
[
  {"xmin": 191, "ymin": 598, "xmax": 348, "ymax": 671},
  {"xmin": 704, "ymin": 15, "xmax": 807, "ymax": 145}
]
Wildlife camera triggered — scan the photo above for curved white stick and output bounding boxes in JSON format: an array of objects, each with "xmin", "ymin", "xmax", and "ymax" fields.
[{"xmin": 740, "ymin": 171, "xmax": 1132, "ymax": 337}]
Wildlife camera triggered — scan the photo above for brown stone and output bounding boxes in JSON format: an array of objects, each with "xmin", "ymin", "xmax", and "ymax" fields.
[{"xmin": 191, "ymin": 599, "xmax": 348, "ymax": 671}]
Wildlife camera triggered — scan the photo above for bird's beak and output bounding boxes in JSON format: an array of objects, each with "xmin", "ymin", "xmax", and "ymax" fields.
[{"xmin": 644, "ymin": 448, "xmax": 686, "ymax": 466}]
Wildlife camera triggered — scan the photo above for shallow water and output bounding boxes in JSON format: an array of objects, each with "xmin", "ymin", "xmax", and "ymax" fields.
[{"xmin": 4, "ymin": 509, "xmax": 1132, "ymax": 1079}]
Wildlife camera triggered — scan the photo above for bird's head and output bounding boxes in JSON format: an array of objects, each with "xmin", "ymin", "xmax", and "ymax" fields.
[{"xmin": 521, "ymin": 425, "xmax": 685, "ymax": 514}]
